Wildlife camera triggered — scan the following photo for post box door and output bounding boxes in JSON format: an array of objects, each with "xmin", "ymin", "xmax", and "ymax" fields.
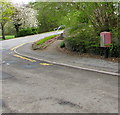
[{"xmin": 100, "ymin": 32, "xmax": 112, "ymax": 47}]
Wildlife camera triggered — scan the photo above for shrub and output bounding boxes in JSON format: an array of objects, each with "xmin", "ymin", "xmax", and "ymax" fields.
[
  {"xmin": 108, "ymin": 27, "xmax": 119, "ymax": 57},
  {"xmin": 64, "ymin": 24, "xmax": 119, "ymax": 58},
  {"xmin": 60, "ymin": 41, "xmax": 65, "ymax": 48},
  {"xmin": 64, "ymin": 24, "xmax": 99, "ymax": 53},
  {"xmin": 109, "ymin": 43, "xmax": 119, "ymax": 57},
  {"xmin": 16, "ymin": 27, "xmax": 38, "ymax": 37}
]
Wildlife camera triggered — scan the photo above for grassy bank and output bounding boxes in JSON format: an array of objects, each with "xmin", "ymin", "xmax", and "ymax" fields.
[
  {"xmin": 0, "ymin": 35, "xmax": 15, "ymax": 40},
  {"xmin": 32, "ymin": 34, "xmax": 59, "ymax": 50},
  {"xmin": 36, "ymin": 35, "xmax": 58, "ymax": 45}
]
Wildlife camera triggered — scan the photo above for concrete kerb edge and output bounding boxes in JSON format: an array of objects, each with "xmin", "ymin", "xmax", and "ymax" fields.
[{"xmin": 14, "ymin": 43, "xmax": 119, "ymax": 76}]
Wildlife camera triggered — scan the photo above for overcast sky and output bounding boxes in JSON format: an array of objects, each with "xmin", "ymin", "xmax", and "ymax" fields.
[{"xmin": 9, "ymin": 0, "xmax": 35, "ymax": 4}]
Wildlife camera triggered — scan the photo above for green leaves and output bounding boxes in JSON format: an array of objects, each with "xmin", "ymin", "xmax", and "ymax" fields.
[
  {"xmin": 0, "ymin": 1, "xmax": 14, "ymax": 25},
  {"xmin": 0, "ymin": 1, "xmax": 14, "ymax": 39}
]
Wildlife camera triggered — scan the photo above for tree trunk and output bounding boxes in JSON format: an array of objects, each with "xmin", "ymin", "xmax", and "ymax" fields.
[
  {"xmin": 1, "ymin": 23, "xmax": 5, "ymax": 40},
  {"xmin": 14, "ymin": 23, "xmax": 22, "ymax": 33}
]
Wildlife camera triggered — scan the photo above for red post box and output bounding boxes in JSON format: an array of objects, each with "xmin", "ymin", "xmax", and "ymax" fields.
[{"xmin": 100, "ymin": 32, "xmax": 112, "ymax": 47}]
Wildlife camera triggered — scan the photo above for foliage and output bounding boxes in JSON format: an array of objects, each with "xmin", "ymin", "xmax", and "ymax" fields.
[
  {"xmin": 30, "ymin": 2, "xmax": 118, "ymax": 57},
  {"xmin": 11, "ymin": 5, "xmax": 38, "ymax": 35},
  {"xmin": 36, "ymin": 35, "xmax": 58, "ymax": 45},
  {"xmin": 14, "ymin": 6, "xmax": 37, "ymax": 27},
  {"xmin": 11, "ymin": 7, "xmax": 23, "ymax": 33},
  {"xmin": 16, "ymin": 27, "xmax": 38, "ymax": 37},
  {"xmin": 64, "ymin": 24, "xmax": 98, "ymax": 52},
  {"xmin": 60, "ymin": 41, "xmax": 65, "ymax": 48},
  {"xmin": 75, "ymin": 2, "xmax": 118, "ymax": 34},
  {"xmin": 61, "ymin": 8, "xmax": 88, "ymax": 27},
  {"xmin": 64, "ymin": 23, "xmax": 119, "ymax": 57},
  {"xmin": 4, "ymin": 22, "xmax": 15, "ymax": 35},
  {"xmin": 0, "ymin": 1, "xmax": 14, "ymax": 39},
  {"xmin": 109, "ymin": 43, "xmax": 119, "ymax": 57},
  {"xmin": 0, "ymin": 1, "xmax": 14, "ymax": 24},
  {"xmin": 31, "ymin": 2, "xmax": 74, "ymax": 33},
  {"xmin": 61, "ymin": 2, "xmax": 118, "ymax": 57},
  {"xmin": 111, "ymin": 27, "xmax": 118, "ymax": 44},
  {"xmin": 32, "ymin": 2, "xmax": 118, "ymax": 33}
]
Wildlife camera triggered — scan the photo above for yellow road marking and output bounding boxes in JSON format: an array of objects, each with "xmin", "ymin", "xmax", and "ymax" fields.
[
  {"xmin": 10, "ymin": 43, "xmax": 25, "ymax": 51},
  {"xmin": 40, "ymin": 63, "xmax": 53, "ymax": 66},
  {"xmin": 10, "ymin": 40, "xmax": 38, "ymax": 51},
  {"xmin": 13, "ymin": 54, "xmax": 36, "ymax": 62}
]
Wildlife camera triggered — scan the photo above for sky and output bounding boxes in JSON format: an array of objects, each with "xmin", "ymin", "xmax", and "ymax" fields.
[{"xmin": 9, "ymin": 0, "xmax": 35, "ymax": 4}]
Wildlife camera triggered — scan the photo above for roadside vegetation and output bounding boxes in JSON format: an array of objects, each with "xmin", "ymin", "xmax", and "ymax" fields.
[
  {"xmin": 60, "ymin": 41, "xmax": 65, "ymax": 48},
  {"xmin": 31, "ymin": 2, "xmax": 119, "ymax": 58},
  {"xmin": 36, "ymin": 35, "xmax": 58, "ymax": 45},
  {"xmin": 0, "ymin": 35, "xmax": 15, "ymax": 40},
  {"xmin": 32, "ymin": 35, "xmax": 59, "ymax": 50},
  {"xmin": 0, "ymin": 1, "xmax": 119, "ymax": 58}
]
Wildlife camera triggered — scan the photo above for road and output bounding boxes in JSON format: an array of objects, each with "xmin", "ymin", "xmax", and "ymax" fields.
[{"xmin": 0, "ymin": 31, "xmax": 118, "ymax": 113}]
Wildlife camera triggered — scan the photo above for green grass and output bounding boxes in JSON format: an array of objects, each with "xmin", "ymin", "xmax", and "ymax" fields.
[
  {"xmin": 0, "ymin": 35, "xmax": 15, "ymax": 40},
  {"xmin": 36, "ymin": 35, "xmax": 58, "ymax": 45}
]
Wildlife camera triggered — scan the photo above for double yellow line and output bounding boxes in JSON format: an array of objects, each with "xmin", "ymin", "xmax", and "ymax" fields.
[
  {"xmin": 10, "ymin": 43, "xmax": 26, "ymax": 51},
  {"xmin": 13, "ymin": 54, "xmax": 36, "ymax": 62},
  {"xmin": 10, "ymin": 40, "xmax": 38, "ymax": 51},
  {"xmin": 10, "ymin": 43, "xmax": 37, "ymax": 62},
  {"xmin": 11, "ymin": 43, "xmax": 53, "ymax": 66},
  {"xmin": 10, "ymin": 41, "xmax": 54, "ymax": 66},
  {"xmin": 13, "ymin": 54, "xmax": 53, "ymax": 65}
]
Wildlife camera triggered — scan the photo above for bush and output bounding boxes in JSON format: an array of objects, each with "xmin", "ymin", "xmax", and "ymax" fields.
[
  {"xmin": 16, "ymin": 27, "xmax": 38, "ymax": 37},
  {"xmin": 64, "ymin": 24, "xmax": 99, "ymax": 53},
  {"xmin": 109, "ymin": 43, "xmax": 119, "ymax": 57},
  {"xmin": 64, "ymin": 24, "xmax": 119, "ymax": 57},
  {"xmin": 60, "ymin": 41, "xmax": 65, "ymax": 48}
]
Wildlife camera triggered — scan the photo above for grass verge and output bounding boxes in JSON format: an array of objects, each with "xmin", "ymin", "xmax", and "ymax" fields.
[
  {"xmin": 0, "ymin": 35, "xmax": 15, "ymax": 40},
  {"xmin": 36, "ymin": 35, "xmax": 58, "ymax": 45}
]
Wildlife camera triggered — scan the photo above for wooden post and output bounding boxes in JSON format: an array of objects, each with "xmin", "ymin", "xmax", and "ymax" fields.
[{"xmin": 104, "ymin": 47, "xmax": 109, "ymax": 58}]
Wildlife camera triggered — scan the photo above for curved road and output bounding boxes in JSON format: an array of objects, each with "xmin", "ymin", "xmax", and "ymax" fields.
[{"xmin": 0, "ymin": 31, "xmax": 118, "ymax": 113}]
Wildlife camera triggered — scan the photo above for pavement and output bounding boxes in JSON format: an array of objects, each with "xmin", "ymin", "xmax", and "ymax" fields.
[
  {"xmin": 1, "ymin": 31, "xmax": 119, "ymax": 113},
  {"xmin": 16, "ymin": 40, "xmax": 119, "ymax": 75}
]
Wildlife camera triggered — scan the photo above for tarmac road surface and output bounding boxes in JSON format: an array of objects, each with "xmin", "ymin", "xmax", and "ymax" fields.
[{"xmin": 0, "ymin": 31, "xmax": 118, "ymax": 113}]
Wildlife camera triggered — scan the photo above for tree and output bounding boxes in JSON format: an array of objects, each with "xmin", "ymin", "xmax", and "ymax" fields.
[
  {"xmin": 0, "ymin": 1, "xmax": 14, "ymax": 40},
  {"xmin": 32, "ymin": 2, "xmax": 73, "ymax": 33},
  {"xmin": 75, "ymin": 2, "xmax": 117, "ymax": 33},
  {"xmin": 11, "ymin": 4, "xmax": 38, "ymax": 35},
  {"xmin": 12, "ymin": 8, "xmax": 22, "ymax": 34}
]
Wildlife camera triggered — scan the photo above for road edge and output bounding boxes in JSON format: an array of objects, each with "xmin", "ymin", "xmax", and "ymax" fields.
[{"xmin": 12, "ymin": 43, "xmax": 119, "ymax": 76}]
